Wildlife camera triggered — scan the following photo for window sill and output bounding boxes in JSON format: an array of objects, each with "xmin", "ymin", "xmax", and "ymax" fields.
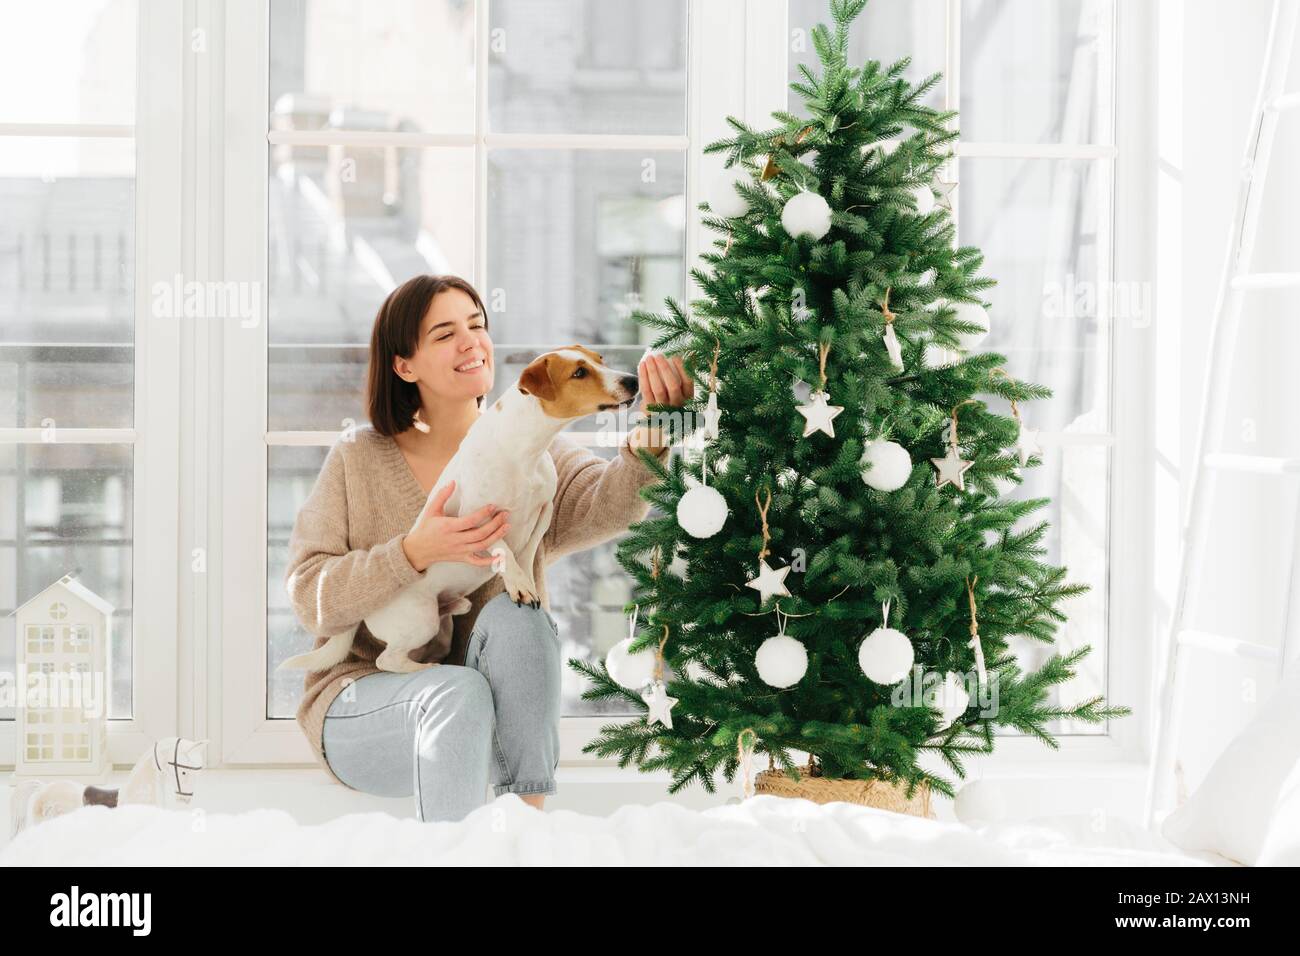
[{"xmin": 2, "ymin": 761, "xmax": 1150, "ymax": 831}]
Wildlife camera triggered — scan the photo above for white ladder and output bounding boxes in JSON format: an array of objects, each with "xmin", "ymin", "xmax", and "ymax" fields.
[{"xmin": 1143, "ymin": 0, "xmax": 1300, "ymax": 829}]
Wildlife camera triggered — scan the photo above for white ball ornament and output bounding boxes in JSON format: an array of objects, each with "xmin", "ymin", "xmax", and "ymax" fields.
[
  {"xmin": 931, "ymin": 671, "xmax": 971, "ymax": 725},
  {"xmin": 677, "ymin": 484, "xmax": 728, "ymax": 538},
  {"xmin": 706, "ymin": 166, "xmax": 750, "ymax": 219},
  {"xmin": 953, "ymin": 780, "xmax": 1007, "ymax": 826},
  {"xmin": 910, "ymin": 184, "xmax": 935, "ymax": 216},
  {"xmin": 606, "ymin": 637, "xmax": 658, "ymax": 690},
  {"xmin": 755, "ymin": 634, "xmax": 809, "ymax": 688},
  {"xmin": 858, "ymin": 626, "xmax": 915, "ymax": 685},
  {"xmin": 952, "ymin": 301, "xmax": 990, "ymax": 351},
  {"xmin": 860, "ymin": 440, "xmax": 912, "ymax": 492},
  {"xmin": 781, "ymin": 190, "xmax": 833, "ymax": 241}
]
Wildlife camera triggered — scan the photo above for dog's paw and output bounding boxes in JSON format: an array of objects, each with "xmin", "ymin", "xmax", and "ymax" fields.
[{"xmin": 507, "ymin": 582, "xmax": 540, "ymax": 607}]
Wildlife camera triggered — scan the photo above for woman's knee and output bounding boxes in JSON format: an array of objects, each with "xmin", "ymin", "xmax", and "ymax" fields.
[
  {"xmin": 476, "ymin": 594, "xmax": 559, "ymax": 659},
  {"xmin": 412, "ymin": 664, "xmax": 494, "ymax": 724}
]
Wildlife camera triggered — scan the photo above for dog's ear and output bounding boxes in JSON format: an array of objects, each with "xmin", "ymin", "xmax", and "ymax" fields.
[{"xmin": 518, "ymin": 356, "xmax": 557, "ymax": 401}]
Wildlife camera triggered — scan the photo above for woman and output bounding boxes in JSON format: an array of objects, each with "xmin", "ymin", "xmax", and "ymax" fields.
[{"xmin": 284, "ymin": 274, "xmax": 692, "ymax": 823}]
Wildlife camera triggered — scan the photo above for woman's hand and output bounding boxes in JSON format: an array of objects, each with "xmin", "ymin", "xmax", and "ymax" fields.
[
  {"xmin": 401, "ymin": 479, "xmax": 510, "ymax": 573},
  {"xmin": 633, "ymin": 349, "xmax": 694, "ymax": 454},
  {"xmin": 637, "ymin": 349, "xmax": 693, "ymax": 413}
]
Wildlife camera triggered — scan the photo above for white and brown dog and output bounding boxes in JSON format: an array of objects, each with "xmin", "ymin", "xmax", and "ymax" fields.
[{"xmin": 278, "ymin": 345, "xmax": 640, "ymax": 674}]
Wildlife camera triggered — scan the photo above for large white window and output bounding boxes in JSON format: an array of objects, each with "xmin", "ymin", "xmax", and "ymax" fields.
[
  {"xmin": 215, "ymin": 0, "xmax": 1151, "ymax": 768},
  {"xmin": 259, "ymin": 0, "xmax": 692, "ymax": 724},
  {"xmin": 0, "ymin": 0, "xmax": 184, "ymax": 764}
]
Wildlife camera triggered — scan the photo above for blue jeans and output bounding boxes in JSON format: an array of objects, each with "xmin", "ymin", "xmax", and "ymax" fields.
[{"xmin": 321, "ymin": 591, "xmax": 563, "ymax": 823}]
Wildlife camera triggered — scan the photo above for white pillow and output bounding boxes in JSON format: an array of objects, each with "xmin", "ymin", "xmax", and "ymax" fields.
[{"xmin": 1161, "ymin": 664, "xmax": 1300, "ymax": 866}]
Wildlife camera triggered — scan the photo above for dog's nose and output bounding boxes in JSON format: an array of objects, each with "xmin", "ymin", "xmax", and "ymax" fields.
[{"xmin": 620, "ymin": 375, "xmax": 639, "ymax": 395}]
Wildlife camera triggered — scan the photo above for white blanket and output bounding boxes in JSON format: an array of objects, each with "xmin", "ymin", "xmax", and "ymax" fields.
[{"xmin": 0, "ymin": 794, "xmax": 1233, "ymax": 866}]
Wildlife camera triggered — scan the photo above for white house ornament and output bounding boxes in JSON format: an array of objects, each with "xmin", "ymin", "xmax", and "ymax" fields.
[
  {"xmin": 858, "ymin": 600, "xmax": 915, "ymax": 685},
  {"xmin": 746, "ymin": 558, "xmax": 792, "ymax": 603},
  {"xmin": 796, "ymin": 390, "xmax": 843, "ymax": 437},
  {"xmin": 13, "ymin": 574, "xmax": 114, "ymax": 778},
  {"xmin": 781, "ymin": 190, "xmax": 833, "ymax": 240},
  {"xmin": 860, "ymin": 440, "xmax": 913, "ymax": 492},
  {"xmin": 641, "ymin": 679, "xmax": 679, "ymax": 728}
]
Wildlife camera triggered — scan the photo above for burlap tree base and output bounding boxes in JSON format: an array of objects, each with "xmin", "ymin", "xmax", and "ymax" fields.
[{"xmin": 753, "ymin": 768, "xmax": 935, "ymax": 819}]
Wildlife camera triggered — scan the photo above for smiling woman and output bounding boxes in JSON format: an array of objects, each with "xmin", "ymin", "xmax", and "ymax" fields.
[
  {"xmin": 278, "ymin": 271, "xmax": 681, "ymax": 822},
  {"xmin": 367, "ymin": 274, "xmax": 494, "ymax": 438}
]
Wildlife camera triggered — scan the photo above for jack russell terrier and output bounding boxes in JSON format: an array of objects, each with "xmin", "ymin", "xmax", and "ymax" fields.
[{"xmin": 279, "ymin": 345, "xmax": 641, "ymax": 674}]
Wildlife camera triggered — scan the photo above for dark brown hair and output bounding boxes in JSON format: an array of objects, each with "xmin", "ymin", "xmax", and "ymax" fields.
[{"xmin": 366, "ymin": 274, "xmax": 491, "ymax": 437}]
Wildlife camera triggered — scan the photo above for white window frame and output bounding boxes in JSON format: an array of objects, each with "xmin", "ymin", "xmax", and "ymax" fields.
[
  {"xmin": 0, "ymin": 0, "xmax": 185, "ymax": 768},
  {"xmin": 214, "ymin": 0, "xmax": 1155, "ymax": 771}
]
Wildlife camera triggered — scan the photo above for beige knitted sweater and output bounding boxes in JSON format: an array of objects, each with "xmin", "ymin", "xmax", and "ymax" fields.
[{"xmin": 284, "ymin": 423, "xmax": 668, "ymax": 786}]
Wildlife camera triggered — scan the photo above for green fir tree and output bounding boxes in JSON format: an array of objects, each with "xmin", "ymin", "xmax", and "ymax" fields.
[{"xmin": 568, "ymin": 0, "xmax": 1130, "ymax": 801}]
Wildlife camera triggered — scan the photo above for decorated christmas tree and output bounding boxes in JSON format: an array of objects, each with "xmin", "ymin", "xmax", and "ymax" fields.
[{"xmin": 569, "ymin": 0, "xmax": 1129, "ymax": 802}]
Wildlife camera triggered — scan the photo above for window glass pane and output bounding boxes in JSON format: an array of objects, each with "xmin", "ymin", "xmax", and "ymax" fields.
[
  {"xmin": 551, "ymin": 441, "xmax": 642, "ymax": 717},
  {"xmin": 0, "ymin": 138, "xmax": 135, "ymax": 429},
  {"xmin": 269, "ymin": 145, "xmax": 475, "ymax": 430},
  {"xmin": 1006, "ymin": 443, "xmax": 1109, "ymax": 735},
  {"xmin": 489, "ymin": 0, "xmax": 687, "ymax": 135},
  {"xmin": 486, "ymin": 149, "xmax": 685, "ymax": 344},
  {"xmin": 268, "ymin": 444, "xmax": 328, "ymax": 719},
  {"xmin": 960, "ymin": 0, "xmax": 1106, "ymax": 143},
  {"xmin": 269, "ymin": 0, "xmax": 476, "ymax": 135},
  {"xmin": 0, "ymin": 443, "xmax": 133, "ymax": 721},
  {"xmin": 788, "ymin": 0, "xmax": 946, "ymax": 117},
  {"xmin": 957, "ymin": 157, "xmax": 1105, "ymax": 433},
  {"xmin": 0, "ymin": 1, "xmax": 137, "ymax": 125}
]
